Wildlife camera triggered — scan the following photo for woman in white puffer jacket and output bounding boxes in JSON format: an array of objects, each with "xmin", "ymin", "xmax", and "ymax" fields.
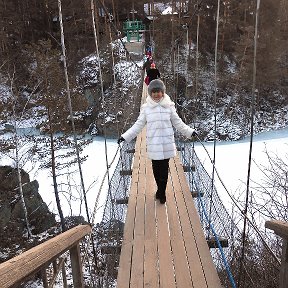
[{"xmin": 118, "ymin": 79, "xmax": 197, "ymax": 204}]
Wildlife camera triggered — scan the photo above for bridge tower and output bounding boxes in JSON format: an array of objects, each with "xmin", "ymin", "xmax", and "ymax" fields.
[{"xmin": 123, "ymin": 20, "xmax": 145, "ymax": 42}]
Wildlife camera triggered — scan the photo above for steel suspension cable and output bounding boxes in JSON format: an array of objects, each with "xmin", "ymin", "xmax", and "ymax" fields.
[
  {"xmin": 105, "ymin": 5, "xmax": 122, "ymax": 139},
  {"xmin": 160, "ymin": 0, "xmax": 205, "ymax": 69},
  {"xmin": 151, "ymin": 0, "xmax": 155, "ymax": 51},
  {"xmin": 195, "ymin": 10, "xmax": 200, "ymax": 103},
  {"xmin": 184, "ymin": 24, "xmax": 189, "ymax": 97},
  {"xmin": 90, "ymin": 0, "xmax": 115, "ymax": 220},
  {"xmin": 208, "ymin": 0, "xmax": 221, "ymax": 238},
  {"xmin": 190, "ymin": 2, "xmax": 201, "ymax": 205},
  {"xmin": 90, "ymin": 146, "xmax": 120, "ymax": 224},
  {"xmin": 93, "ymin": 0, "xmax": 144, "ymax": 138},
  {"xmin": 238, "ymin": 0, "xmax": 261, "ymax": 286},
  {"xmin": 57, "ymin": 0, "xmax": 91, "ymax": 224},
  {"xmin": 58, "ymin": 1, "xmax": 99, "ymax": 280},
  {"xmin": 90, "ymin": 0, "xmax": 144, "ymax": 222},
  {"xmin": 108, "ymin": 23, "xmax": 116, "ymax": 85},
  {"xmin": 175, "ymin": 2, "xmax": 202, "ymax": 123}
]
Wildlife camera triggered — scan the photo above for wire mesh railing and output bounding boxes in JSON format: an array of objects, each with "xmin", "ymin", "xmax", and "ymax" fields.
[
  {"xmin": 91, "ymin": 140, "xmax": 136, "ymax": 287},
  {"xmin": 178, "ymin": 140, "xmax": 281, "ymax": 288},
  {"xmin": 94, "ymin": 137, "xmax": 281, "ymax": 288},
  {"xmin": 102, "ymin": 140, "xmax": 136, "ymax": 224}
]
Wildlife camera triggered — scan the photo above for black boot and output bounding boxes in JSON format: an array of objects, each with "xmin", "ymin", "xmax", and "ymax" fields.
[
  {"xmin": 152, "ymin": 159, "xmax": 169, "ymax": 204},
  {"xmin": 152, "ymin": 162, "xmax": 161, "ymax": 201},
  {"xmin": 158, "ymin": 179, "xmax": 167, "ymax": 204},
  {"xmin": 155, "ymin": 190, "xmax": 160, "ymax": 199},
  {"xmin": 160, "ymin": 195, "xmax": 166, "ymax": 204}
]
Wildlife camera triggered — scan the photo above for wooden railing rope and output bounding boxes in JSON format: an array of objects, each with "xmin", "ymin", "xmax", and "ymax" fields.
[
  {"xmin": 0, "ymin": 225, "xmax": 92, "ymax": 288},
  {"xmin": 265, "ymin": 220, "xmax": 288, "ymax": 288}
]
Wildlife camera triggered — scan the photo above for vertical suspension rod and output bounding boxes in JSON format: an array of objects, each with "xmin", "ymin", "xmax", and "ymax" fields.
[
  {"xmin": 208, "ymin": 0, "xmax": 221, "ymax": 238},
  {"xmin": 238, "ymin": 0, "xmax": 261, "ymax": 286},
  {"xmin": 90, "ymin": 0, "xmax": 115, "ymax": 219},
  {"xmin": 57, "ymin": 0, "xmax": 91, "ymax": 223}
]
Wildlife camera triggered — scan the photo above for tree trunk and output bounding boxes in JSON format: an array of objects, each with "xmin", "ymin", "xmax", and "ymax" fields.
[
  {"xmin": 48, "ymin": 109, "xmax": 66, "ymax": 231},
  {"xmin": 15, "ymin": 140, "xmax": 32, "ymax": 238},
  {"xmin": 11, "ymin": 78, "xmax": 32, "ymax": 238}
]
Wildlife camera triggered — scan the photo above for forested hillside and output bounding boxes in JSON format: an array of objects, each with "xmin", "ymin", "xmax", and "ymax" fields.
[{"xmin": 0, "ymin": 0, "xmax": 287, "ymax": 140}]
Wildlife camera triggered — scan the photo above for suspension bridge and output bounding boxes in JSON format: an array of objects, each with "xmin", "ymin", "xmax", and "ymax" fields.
[
  {"xmin": 0, "ymin": 80, "xmax": 286, "ymax": 288},
  {"xmin": 116, "ymin": 84, "xmax": 222, "ymax": 288},
  {"xmin": 0, "ymin": 0, "xmax": 287, "ymax": 287}
]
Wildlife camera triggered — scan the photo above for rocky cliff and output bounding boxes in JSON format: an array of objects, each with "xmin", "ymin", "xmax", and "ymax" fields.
[{"xmin": 0, "ymin": 166, "xmax": 57, "ymax": 263}]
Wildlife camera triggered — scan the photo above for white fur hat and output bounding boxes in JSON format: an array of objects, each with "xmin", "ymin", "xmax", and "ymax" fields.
[{"xmin": 148, "ymin": 79, "xmax": 166, "ymax": 95}]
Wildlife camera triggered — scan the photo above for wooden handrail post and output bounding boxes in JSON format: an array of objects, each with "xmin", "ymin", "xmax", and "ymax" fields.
[
  {"xmin": 70, "ymin": 243, "xmax": 84, "ymax": 288},
  {"xmin": 62, "ymin": 262, "xmax": 68, "ymax": 288},
  {"xmin": 41, "ymin": 268, "xmax": 48, "ymax": 288},
  {"xmin": 52, "ymin": 260, "xmax": 57, "ymax": 274},
  {"xmin": 49, "ymin": 258, "xmax": 66, "ymax": 288},
  {"xmin": 265, "ymin": 220, "xmax": 288, "ymax": 288}
]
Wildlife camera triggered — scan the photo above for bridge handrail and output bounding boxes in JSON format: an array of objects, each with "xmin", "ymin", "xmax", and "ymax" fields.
[
  {"xmin": 0, "ymin": 224, "xmax": 91, "ymax": 288},
  {"xmin": 266, "ymin": 220, "xmax": 288, "ymax": 288},
  {"xmin": 266, "ymin": 220, "xmax": 288, "ymax": 239}
]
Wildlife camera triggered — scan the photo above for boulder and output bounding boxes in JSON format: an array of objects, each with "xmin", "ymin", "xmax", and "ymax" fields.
[
  {"xmin": 12, "ymin": 180, "xmax": 56, "ymax": 234},
  {"xmin": 0, "ymin": 165, "xmax": 29, "ymax": 191},
  {"xmin": 0, "ymin": 166, "xmax": 56, "ymax": 236}
]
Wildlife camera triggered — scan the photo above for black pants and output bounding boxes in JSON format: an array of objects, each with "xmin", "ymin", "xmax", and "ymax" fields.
[{"xmin": 152, "ymin": 159, "xmax": 169, "ymax": 198}]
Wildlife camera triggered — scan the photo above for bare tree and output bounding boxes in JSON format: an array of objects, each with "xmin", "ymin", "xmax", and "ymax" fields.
[
  {"xmin": 251, "ymin": 147, "xmax": 288, "ymax": 222},
  {"xmin": 0, "ymin": 69, "xmax": 42, "ymax": 238},
  {"xmin": 25, "ymin": 39, "xmax": 91, "ymax": 230}
]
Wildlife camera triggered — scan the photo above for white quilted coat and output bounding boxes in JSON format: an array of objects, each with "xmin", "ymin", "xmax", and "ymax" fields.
[{"xmin": 121, "ymin": 94, "xmax": 195, "ymax": 160}]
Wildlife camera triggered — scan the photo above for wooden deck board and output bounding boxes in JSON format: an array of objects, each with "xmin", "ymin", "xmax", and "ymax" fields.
[
  {"xmin": 130, "ymin": 139, "xmax": 146, "ymax": 288},
  {"xmin": 166, "ymin": 179, "xmax": 194, "ymax": 287},
  {"xmin": 144, "ymin": 157, "xmax": 159, "ymax": 288},
  {"xmin": 117, "ymin": 134, "xmax": 143, "ymax": 287},
  {"xmin": 173, "ymin": 157, "xmax": 222, "ymax": 288},
  {"xmin": 156, "ymin": 202, "xmax": 177, "ymax": 288},
  {"xmin": 117, "ymin": 126, "xmax": 222, "ymax": 288},
  {"xmin": 169, "ymin": 159, "xmax": 209, "ymax": 287}
]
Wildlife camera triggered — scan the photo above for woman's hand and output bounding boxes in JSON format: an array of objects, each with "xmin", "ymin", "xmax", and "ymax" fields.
[
  {"xmin": 117, "ymin": 137, "xmax": 125, "ymax": 144},
  {"xmin": 191, "ymin": 131, "xmax": 198, "ymax": 137}
]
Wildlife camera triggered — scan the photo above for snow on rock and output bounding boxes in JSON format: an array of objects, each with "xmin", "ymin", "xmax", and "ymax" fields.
[
  {"xmin": 0, "ymin": 83, "xmax": 12, "ymax": 105},
  {"xmin": 78, "ymin": 54, "xmax": 101, "ymax": 88},
  {"xmin": 144, "ymin": 2, "xmax": 181, "ymax": 15},
  {"xmin": 0, "ymin": 250, "xmax": 9, "ymax": 261},
  {"xmin": 114, "ymin": 60, "xmax": 142, "ymax": 88},
  {"xmin": 162, "ymin": 6, "xmax": 178, "ymax": 15}
]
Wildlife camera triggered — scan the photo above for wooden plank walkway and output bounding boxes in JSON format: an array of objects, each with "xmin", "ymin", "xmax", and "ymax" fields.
[{"xmin": 117, "ymin": 129, "xmax": 222, "ymax": 288}]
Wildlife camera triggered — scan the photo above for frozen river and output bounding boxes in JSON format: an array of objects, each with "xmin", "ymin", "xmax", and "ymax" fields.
[{"xmin": 1, "ymin": 127, "xmax": 287, "ymax": 223}]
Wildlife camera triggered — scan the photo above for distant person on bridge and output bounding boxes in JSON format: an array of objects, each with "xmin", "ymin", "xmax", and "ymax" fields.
[
  {"xmin": 146, "ymin": 63, "xmax": 160, "ymax": 84},
  {"xmin": 145, "ymin": 45, "xmax": 152, "ymax": 58},
  {"xmin": 142, "ymin": 57, "xmax": 153, "ymax": 74},
  {"xmin": 117, "ymin": 79, "xmax": 197, "ymax": 204}
]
